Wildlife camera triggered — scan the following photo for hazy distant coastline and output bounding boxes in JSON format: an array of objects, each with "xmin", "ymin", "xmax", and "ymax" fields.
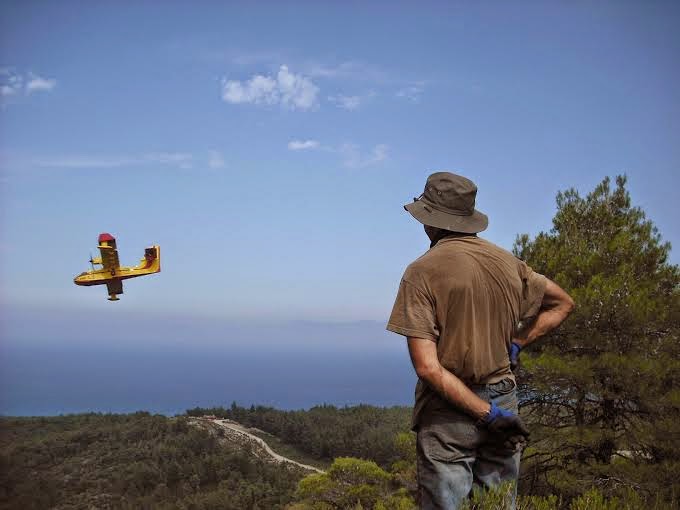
[{"xmin": 1, "ymin": 308, "xmax": 414, "ymax": 417}]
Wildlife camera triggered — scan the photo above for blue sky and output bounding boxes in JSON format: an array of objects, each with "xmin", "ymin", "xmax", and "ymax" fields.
[{"xmin": 1, "ymin": 1, "xmax": 679, "ymax": 323}]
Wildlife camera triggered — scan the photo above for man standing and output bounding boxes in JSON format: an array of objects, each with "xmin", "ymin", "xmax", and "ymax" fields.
[{"xmin": 387, "ymin": 172, "xmax": 574, "ymax": 509}]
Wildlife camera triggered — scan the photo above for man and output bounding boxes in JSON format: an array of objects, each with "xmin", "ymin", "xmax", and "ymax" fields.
[{"xmin": 386, "ymin": 172, "xmax": 574, "ymax": 509}]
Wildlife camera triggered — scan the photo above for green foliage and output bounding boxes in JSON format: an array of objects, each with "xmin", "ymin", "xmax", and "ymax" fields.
[
  {"xmin": 568, "ymin": 488, "xmax": 620, "ymax": 510},
  {"xmin": 518, "ymin": 494, "xmax": 560, "ymax": 510},
  {"xmin": 461, "ymin": 482, "xmax": 516, "ymax": 509},
  {"xmin": 392, "ymin": 432, "xmax": 416, "ymax": 465},
  {"xmin": 294, "ymin": 457, "xmax": 415, "ymax": 510},
  {"xmin": 513, "ymin": 176, "xmax": 680, "ymax": 504},
  {"xmin": 457, "ymin": 484, "xmax": 677, "ymax": 510},
  {"xmin": 388, "ymin": 433, "xmax": 417, "ymax": 501},
  {"xmin": 290, "ymin": 430, "xmax": 418, "ymax": 509},
  {"xmin": 564, "ymin": 487, "xmax": 678, "ymax": 510},
  {"xmin": 0, "ymin": 413, "xmax": 302, "ymax": 509},
  {"xmin": 187, "ymin": 404, "xmax": 411, "ymax": 468}
]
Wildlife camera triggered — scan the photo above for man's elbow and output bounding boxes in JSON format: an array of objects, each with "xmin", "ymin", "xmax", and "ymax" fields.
[
  {"xmin": 414, "ymin": 359, "xmax": 441, "ymax": 382},
  {"xmin": 543, "ymin": 279, "xmax": 575, "ymax": 317},
  {"xmin": 552, "ymin": 294, "xmax": 575, "ymax": 325}
]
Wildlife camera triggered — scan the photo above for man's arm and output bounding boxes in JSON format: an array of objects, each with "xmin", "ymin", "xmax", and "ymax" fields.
[
  {"xmin": 408, "ymin": 338, "xmax": 530, "ymax": 450},
  {"xmin": 407, "ymin": 337, "xmax": 490, "ymax": 421},
  {"xmin": 514, "ymin": 278, "xmax": 574, "ymax": 349}
]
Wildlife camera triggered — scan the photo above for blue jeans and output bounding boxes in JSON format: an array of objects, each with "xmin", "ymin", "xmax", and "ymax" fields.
[{"xmin": 416, "ymin": 378, "xmax": 520, "ymax": 509}]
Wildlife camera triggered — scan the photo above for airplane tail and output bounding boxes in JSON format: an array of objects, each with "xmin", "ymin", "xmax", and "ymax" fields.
[{"xmin": 136, "ymin": 245, "xmax": 161, "ymax": 273}]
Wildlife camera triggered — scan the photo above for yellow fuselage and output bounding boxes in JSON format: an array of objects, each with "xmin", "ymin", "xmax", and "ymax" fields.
[{"xmin": 73, "ymin": 245, "xmax": 161, "ymax": 286}]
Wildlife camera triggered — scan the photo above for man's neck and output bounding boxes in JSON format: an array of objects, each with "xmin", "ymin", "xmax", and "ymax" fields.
[{"xmin": 429, "ymin": 230, "xmax": 476, "ymax": 248}]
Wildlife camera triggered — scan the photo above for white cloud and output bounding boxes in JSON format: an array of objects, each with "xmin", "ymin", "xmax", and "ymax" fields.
[
  {"xmin": 396, "ymin": 82, "xmax": 425, "ymax": 102},
  {"xmin": 145, "ymin": 152, "xmax": 193, "ymax": 169},
  {"xmin": 222, "ymin": 74, "xmax": 278, "ymax": 105},
  {"xmin": 1, "ymin": 69, "xmax": 56, "ymax": 100},
  {"xmin": 34, "ymin": 156, "xmax": 136, "ymax": 168},
  {"xmin": 1, "ymin": 85, "xmax": 18, "ymax": 97},
  {"xmin": 305, "ymin": 61, "xmax": 387, "ymax": 83},
  {"xmin": 221, "ymin": 65, "xmax": 319, "ymax": 111},
  {"xmin": 328, "ymin": 94, "xmax": 361, "ymax": 111},
  {"xmin": 0, "ymin": 69, "xmax": 24, "ymax": 97},
  {"xmin": 36, "ymin": 152, "xmax": 194, "ymax": 170},
  {"xmin": 369, "ymin": 144, "xmax": 389, "ymax": 164},
  {"xmin": 287, "ymin": 139, "xmax": 387, "ymax": 168},
  {"xmin": 306, "ymin": 63, "xmax": 354, "ymax": 79},
  {"xmin": 26, "ymin": 73, "xmax": 57, "ymax": 93},
  {"xmin": 288, "ymin": 140, "xmax": 320, "ymax": 151},
  {"xmin": 338, "ymin": 143, "xmax": 389, "ymax": 168},
  {"xmin": 328, "ymin": 91, "xmax": 376, "ymax": 111},
  {"xmin": 208, "ymin": 150, "xmax": 225, "ymax": 169},
  {"xmin": 276, "ymin": 65, "xmax": 319, "ymax": 110}
]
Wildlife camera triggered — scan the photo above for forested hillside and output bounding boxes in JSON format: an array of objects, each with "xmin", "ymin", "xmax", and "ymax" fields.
[
  {"xmin": 186, "ymin": 404, "xmax": 411, "ymax": 468},
  {"xmin": 0, "ymin": 413, "xmax": 302, "ymax": 510}
]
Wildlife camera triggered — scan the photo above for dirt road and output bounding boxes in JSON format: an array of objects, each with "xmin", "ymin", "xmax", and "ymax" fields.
[{"xmin": 212, "ymin": 419, "xmax": 325, "ymax": 474}]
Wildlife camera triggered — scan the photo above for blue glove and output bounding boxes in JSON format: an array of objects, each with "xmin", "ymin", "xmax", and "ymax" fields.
[
  {"xmin": 485, "ymin": 401, "xmax": 516, "ymax": 424},
  {"xmin": 509, "ymin": 342, "xmax": 521, "ymax": 371},
  {"xmin": 483, "ymin": 402, "xmax": 530, "ymax": 454}
]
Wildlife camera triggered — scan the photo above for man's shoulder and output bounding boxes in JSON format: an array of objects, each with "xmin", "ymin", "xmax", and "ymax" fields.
[
  {"xmin": 402, "ymin": 239, "xmax": 468, "ymax": 283},
  {"xmin": 407, "ymin": 237, "xmax": 520, "ymax": 275},
  {"xmin": 435, "ymin": 235, "xmax": 517, "ymax": 260},
  {"xmin": 402, "ymin": 253, "xmax": 430, "ymax": 284},
  {"xmin": 403, "ymin": 244, "xmax": 447, "ymax": 273},
  {"xmin": 469, "ymin": 236, "xmax": 517, "ymax": 259},
  {"xmin": 403, "ymin": 235, "xmax": 519, "ymax": 272}
]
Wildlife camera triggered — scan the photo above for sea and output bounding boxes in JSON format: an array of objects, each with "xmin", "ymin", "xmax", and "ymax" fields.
[{"xmin": 0, "ymin": 308, "xmax": 416, "ymax": 416}]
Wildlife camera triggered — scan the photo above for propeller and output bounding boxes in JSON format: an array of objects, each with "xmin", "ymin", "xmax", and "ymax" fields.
[{"xmin": 89, "ymin": 252, "xmax": 95, "ymax": 270}]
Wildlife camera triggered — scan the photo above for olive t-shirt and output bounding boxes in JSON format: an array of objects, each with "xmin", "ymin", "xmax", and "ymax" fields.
[{"xmin": 386, "ymin": 235, "xmax": 547, "ymax": 428}]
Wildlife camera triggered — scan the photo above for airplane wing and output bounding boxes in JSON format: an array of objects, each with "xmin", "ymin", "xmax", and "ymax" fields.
[
  {"xmin": 106, "ymin": 280, "xmax": 123, "ymax": 300},
  {"xmin": 99, "ymin": 244, "xmax": 121, "ymax": 273}
]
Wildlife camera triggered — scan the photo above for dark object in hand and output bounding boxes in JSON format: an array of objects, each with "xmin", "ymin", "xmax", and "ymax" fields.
[{"xmin": 484, "ymin": 402, "xmax": 530, "ymax": 455}]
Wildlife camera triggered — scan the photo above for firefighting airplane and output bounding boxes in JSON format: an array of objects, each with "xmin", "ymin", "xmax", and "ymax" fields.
[{"xmin": 74, "ymin": 233, "xmax": 161, "ymax": 301}]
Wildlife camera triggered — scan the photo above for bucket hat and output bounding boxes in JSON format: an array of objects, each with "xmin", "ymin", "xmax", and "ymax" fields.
[{"xmin": 404, "ymin": 172, "xmax": 488, "ymax": 233}]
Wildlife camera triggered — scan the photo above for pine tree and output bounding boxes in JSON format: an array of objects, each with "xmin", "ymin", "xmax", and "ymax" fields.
[{"xmin": 513, "ymin": 176, "xmax": 680, "ymax": 503}]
